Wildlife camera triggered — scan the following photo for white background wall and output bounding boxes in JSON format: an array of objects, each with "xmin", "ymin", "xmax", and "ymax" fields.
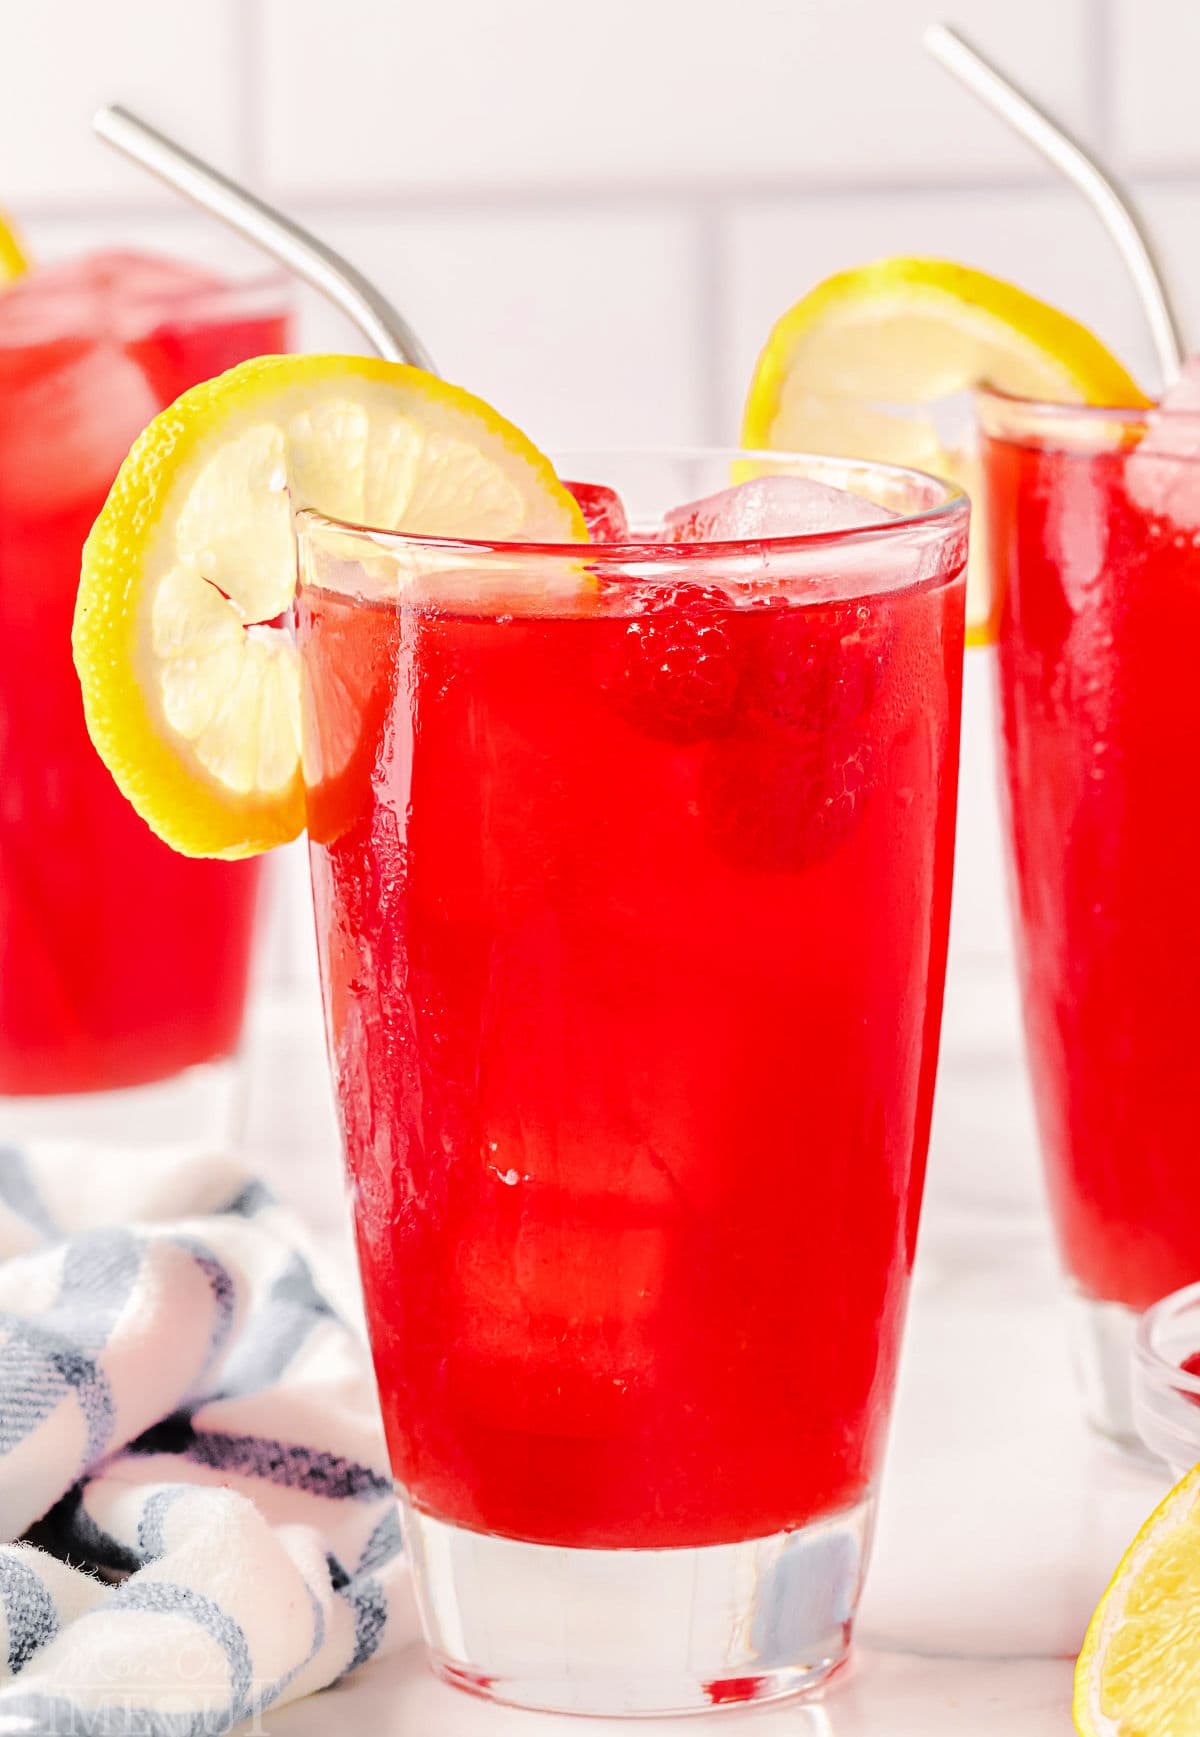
[{"xmin": 5, "ymin": 0, "xmax": 1193, "ymax": 1200}]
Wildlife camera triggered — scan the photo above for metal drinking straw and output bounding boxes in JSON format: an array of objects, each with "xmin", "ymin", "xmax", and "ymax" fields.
[
  {"xmin": 93, "ymin": 104, "xmax": 438, "ymax": 375},
  {"xmin": 925, "ymin": 22, "xmax": 1185, "ymax": 387}
]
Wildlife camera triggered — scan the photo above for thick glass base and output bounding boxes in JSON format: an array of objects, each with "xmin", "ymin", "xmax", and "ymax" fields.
[
  {"xmin": 0, "ymin": 1058, "xmax": 245, "ymax": 1154},
  {"xmin": 401, "ymin": 1496, "xmax": 873, "ymax": 1716},
  {"xmin": 1069, "ymin": 1288, "xmax": 1156, "ymax": 1459}
]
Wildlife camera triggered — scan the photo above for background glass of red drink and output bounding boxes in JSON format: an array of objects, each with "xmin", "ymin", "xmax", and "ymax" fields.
[
  {"xmin": 0, "ymin": 252, "xmax": 290, "ymax": 1148},
  {"xmin": 295, "ymin": 450, "xmax": 968, "ymax": 1715},
  {"xmin": 981, "ymin": 387, "xmax": 1200, "ymax": 1446},
  {"xmin": 1134, "ymin": 1279, "xmax": 1200, "ymax": 1477}
]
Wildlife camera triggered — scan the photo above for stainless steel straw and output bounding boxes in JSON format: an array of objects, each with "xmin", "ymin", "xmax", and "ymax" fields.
[
  {"xmin": 925, "ymin": 22, "xmax": 1185, "ymax": 386},
  {"xmin": 93, "ymin": 104, "xmax": 437, "ymax": 375}
]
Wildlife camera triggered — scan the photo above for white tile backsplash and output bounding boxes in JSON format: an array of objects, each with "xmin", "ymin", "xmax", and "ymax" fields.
[
  {"xmin": 290, "ymin": 208, "xmax": 709, "ymax": 447},
  {"xmin": 2, "ymin": 0, "xmax": 1186, "ymax": 995},
  {"xmin": 1113, "ymin": 0, "xmax": 1200, "ymax": 174},
  {"xmin": 2, "ymin": 1, "xmax": 243, "ymax": 205},
  {"xmin": 258, "ymin": 0, "xmax": 1095, "ymax": 196},
  {"xmin": 1136, "ymin": 186, "xmax": 1200, "ymax": 361}
]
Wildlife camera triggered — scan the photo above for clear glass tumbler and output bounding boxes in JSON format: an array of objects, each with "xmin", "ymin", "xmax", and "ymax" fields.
[
  {"xmin": 0, "ymin": 253, "xmax": 290, "ymax": 1152},
  {"xmin": 981, "ymin": 387, "xmax": 1200, "ymax": 1446},
  {"xmin": 296, "ymin": 449, "xmax": 968, "ymax": 1714},
  {"xmin": 1134, "ymin": 1281, "xmax": 1200, "ymax": 1477}
]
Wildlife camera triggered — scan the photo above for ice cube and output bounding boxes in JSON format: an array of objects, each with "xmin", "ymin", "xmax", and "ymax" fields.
[
  {"xmin": 0, "ymin": 250, "xmax": 225, "ymax": 351},
  {"xmin": 0, "ymin": 336, "xmax": 160, "ymax": 513},
  {"xmin": 0, "ymin": 252, "xmax": 236, "ymax": 513},
  {"xmin": 0, "ymin": 249, "xmax": 272, "ymax": 408},
  {"xmin": 114, "ymin": 251, "xmax": 224, "ymax": 324},
  {"xmin": 663, "ymin": 475, "xmax": 897, "ymax": 543},
  {"xmin": 1125, "ymin": 357, "xmax": 1200, "ymax": 529},
  {"xmin": 563, "ymin": 479, "xmax": 630, "ymax": 540}
]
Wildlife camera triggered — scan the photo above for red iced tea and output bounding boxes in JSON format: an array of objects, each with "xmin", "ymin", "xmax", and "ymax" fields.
[
  {"xmin": 985, "ymin": 396, "xmax": 1200, "ymax": 1312},
  {"xmin": 300, "ymin": 484, "xmax": 966, "ymax": 1549},
  {"xmin": 0, "ymin": 253, "xmax": 288, "ymax": 1095}
]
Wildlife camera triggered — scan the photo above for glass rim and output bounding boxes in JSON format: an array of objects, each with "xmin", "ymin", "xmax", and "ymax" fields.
[
  {"xmin": 0, "ymin": 257, "xmax": 293, "ymax": 347},
  {"xmin": 975, "ymin": 381, "xmax": 1185, "ymax": 429},
  {"xmin": 295, "ymin": 444, "xmax": 969, "ymax": 560},
  {"xmin": 1135, "ymin": 1280, "xmax": 1200, "ymax": 1399},
  {"xmin": 142, "ymin": 264, "xmax": 293, "ymax": 315}
]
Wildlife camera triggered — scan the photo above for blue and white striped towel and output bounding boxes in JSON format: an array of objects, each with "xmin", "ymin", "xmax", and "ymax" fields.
[{"xmin": 0, "ymin": 1142, "xmax": 402, "ymax": 1735}]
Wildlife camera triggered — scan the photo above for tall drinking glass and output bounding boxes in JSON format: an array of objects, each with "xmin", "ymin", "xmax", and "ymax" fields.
[
  {"xmin": 0, "ymin": 252, "xmax": 290, "ymax": 1148},
  {"xmin": 980, "ymin": 388, "xmax": 1200, "ymax": 1445},
  {"xmin": 296, "ymin": 450, "xmax": 967, "ymax": 1715}
]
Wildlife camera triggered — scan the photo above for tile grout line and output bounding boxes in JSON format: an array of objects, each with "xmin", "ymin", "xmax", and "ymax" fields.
[
  {"xmin": 1088, "ymin": 0, "xmax": 1117, "ymax": 157},
  {"xmin": 18, "ymin": 167, "xmax": 1200, "ymax": 231},
  {"xmin": 7, "ymin": 168, "xmax": 1133, "ymax": 229},
  {"xmin": 236, "ymin": 0, "xmax": 265, "ymax": 184},
  {"xmin": 693, "ymin": 199, "xmax": 730, "ymax": 446}
]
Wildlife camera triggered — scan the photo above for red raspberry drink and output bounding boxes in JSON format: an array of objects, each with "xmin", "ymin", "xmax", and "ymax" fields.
[
  {"xmin": 0, "ymin": 252, "xmax": 289, "ymax": 1136},
  {"xmin": 297, "ymin": 451, "xmax": 967, "ymax": 1715},
  {"xmin": 981, "ymin": 384, "xmax": 1200, "ymax": 1442}
]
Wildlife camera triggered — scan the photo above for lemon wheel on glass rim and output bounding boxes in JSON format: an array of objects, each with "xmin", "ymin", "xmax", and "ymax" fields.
[
  {"xmin": 742, "ymin": 257, "xmax": 1150, "ymax": 643},
  {"xmin": 0, "ymin": 209, "xmax": 28, "ymax": 283},
  {"xmin": 72, "ymin": 354, "xmax": 586, "ymax": 860}
]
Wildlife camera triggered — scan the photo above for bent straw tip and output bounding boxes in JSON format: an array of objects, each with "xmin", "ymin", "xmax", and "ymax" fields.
[
  {"xmin": 919, "ymin": 14, "xmax": 1185, "ymax": 380},
  {"xmin": 93, "ymin": 104, "xmax": 135, "ymax": 140},
  {"xmin": 922, "ymin": 21, "xmax": 974, "ymax": 62}
]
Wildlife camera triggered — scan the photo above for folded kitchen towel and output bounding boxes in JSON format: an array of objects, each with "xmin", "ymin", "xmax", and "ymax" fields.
[{"xmin": 0, "ymin": 1141, "xmax": 403, "ymax": 1735}]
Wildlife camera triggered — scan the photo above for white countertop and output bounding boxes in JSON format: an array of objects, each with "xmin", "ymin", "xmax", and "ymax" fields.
[{"xmin": 242, "ymin": 958, "xmax": 1171, "ymax": 1737}]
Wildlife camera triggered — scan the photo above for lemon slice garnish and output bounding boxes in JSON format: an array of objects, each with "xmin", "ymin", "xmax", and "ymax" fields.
[
  {"xmin": 742, "ymin": 258, "xmax": 1149, "ymax": 644},
  {"xmin": 1075, "ymin": 1459, "xmax": 1200, "ymax": 1735},
  {"xmin": 0, "ymin": 210, "xmax": 28, "ymax": 283},
  {"xmin": 73, "ymin": 355, "xmax": 586, "ymax": 858}
]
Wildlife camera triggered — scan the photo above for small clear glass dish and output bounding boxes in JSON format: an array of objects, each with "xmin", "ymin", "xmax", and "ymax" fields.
[{"xmin": 1134, "ymin": 1282, "xmax": 1200, "ymax": 1478}]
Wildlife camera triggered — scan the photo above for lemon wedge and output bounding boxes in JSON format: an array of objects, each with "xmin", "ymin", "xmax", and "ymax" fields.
[
  {"xmin": 73, "ymin": 355, "xmax": 586, "ymax": 859},
  {"xmin": 742, "ymin": 258, "xmax": 1149, "ymax": 643},
  {"xmin": 1075, "ymin": 1459, "xmax": 1200, "ymax": 1736},
  {"xmin": 0, "ymin": 210, "xmax": 28, "ymax": 283}
]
